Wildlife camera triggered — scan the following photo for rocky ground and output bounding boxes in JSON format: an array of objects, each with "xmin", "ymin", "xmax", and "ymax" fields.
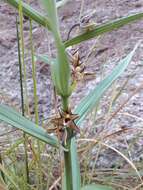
[{"xmin": 1, "ymin": 0, "xmax": 143, "ymax": 188}]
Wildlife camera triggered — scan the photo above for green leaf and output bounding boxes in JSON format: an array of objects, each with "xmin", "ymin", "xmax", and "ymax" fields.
[
  {"xmin": 42, "ymin": 0, "xmax": 71, "ymax": 97},
  {"xmin": 56, "ymin": 42, "xmax": 71, "ymax": 97},
  {"xmin": 35, "ymin": 54, "xmax": 55, "ymax": 65},
  {"xmin": 35, "ymin": 54, "xmax": 70, "ymax": 96},
  {"xmin": 5, "ymin": 0, "xmax": 68, "ymax": 30},
  {"xmin": 81, "ymin": 184, "xmax": 113, "ymax": 190},
  {"xmin": 71, "ymin": 138, "xmax": 81, "ymax": 190},
  {"xmin": 62, "ymin": 171, "xmax": 66, "ymax": 190},
  {"xmin": 0, "ymin": 164, "xmax": 19, "ymax": 190},
  {"xmin": 75, "ymin": 42, "xmax": 140, "ymax": 125},
  {"xmin": 65, "ymin": 12, "xmax": 143, "ymax": 47},
  {"xmin": 0, "ymin": 104, "xmax": 59, "ymax": 147},
  {"xmin": 62, "ymin": 138, "xmax": 81, "ymax": 190},
  {"xmin": 6, "ymin": 0, "xmax": 51, "ymax": 30},
  {"xmin": 42, "ymin": 0, "xmax": 59, "ymax": 35},
  {"xmin": 34, "ymin": 54, "xmax": 60, "ymax": 93}
]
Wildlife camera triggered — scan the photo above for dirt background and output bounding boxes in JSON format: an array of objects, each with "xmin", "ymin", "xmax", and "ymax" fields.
[{"xmin": 1, "ymin": 0, "xmax": 143, "ymax": 188}]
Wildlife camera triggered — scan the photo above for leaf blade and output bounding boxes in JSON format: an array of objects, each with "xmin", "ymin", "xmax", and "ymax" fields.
[
  {"xmin": 75, "ymin": 42, "xmax": 140, "ymax": 125},
  {"xmin": 0, "ymin": 104, "xmax": 59, "ymax": 147},
  {"xmin": 65, "ymin": 13, "xmax": 143, "ymax": 47},
  {"xmin": 71, "ymin": 138, "xmax": 81, "ymax": 190},
  {"xmin": 81, "ymin": 184, "xmax": 113, "ymax": 190},
  {"xmin": 42, "ymin": 0, "xmax": 71, "ymax": 97},
  {"xmin": 6, "ymin": 0, "xmax": 51, "ymax": 30},
  {"xmin": 62, "ymin": 138, "xmax": 81, "ymax": 190}
]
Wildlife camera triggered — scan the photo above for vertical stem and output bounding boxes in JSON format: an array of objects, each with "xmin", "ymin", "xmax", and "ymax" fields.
[
  {"xmin": 61, "ymin": 96, "xmax": 73, "ymax": 190},
  {"xmin": 29, "ymin": 20, "xmax": 39, "ymax": 124},
  {"xmin": 16, "ymin": 16, "xmax": 30, "ymax": 185},
  {"xmin": 64, "ymin": 139, "xmax": 73, "ymax": 190},
  {"xmin": 61, "ymin": 96, "xmax": 69, "ymax": 111},
  {"xmin": 19, "ymin": 0, "xmax": 30, "ymax": 115},
  {"xmin": 29, "ymin": 19, "xmax": 43, "ymax": 190}
]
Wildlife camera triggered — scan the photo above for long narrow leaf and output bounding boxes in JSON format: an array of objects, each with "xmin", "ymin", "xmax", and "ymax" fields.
[
  {"xmin": 70, "ymin": 42, "xmax": 139, "ymax": 190},
  {"xmin": 42, "ymin": 0, "xmax": 71, "ymax": 98},
  {"xmin": 71, "ymin": 137, "xmax": 81, "ymax": 190},
  {"xmin": 65, "ymin": 13, "xmax": 143, "ymax": 47},
  {"xmin": 35, "ymin": 54, "xmax": 64, "ymax": 95},
  {"xmin": 42, "ymin": 0, "xmax": 59, "ymax": 35},
  {"xmin": 81, "ymin": 184, "xmax": 112, "ymax": 190},
  {"xmin": 6, "ymin": 0, "xmax": 51, "ymax": 30},
  {"xmin": 75, "ymin": 42, "xmax": 140, "ymax": 125},
  {"xmin": 62, "ymin": 138, "xmax": 81, "ymax": 190},
  {"xmin": 0, "ymin": 104, "xmax": 58, "ymax": 147}
]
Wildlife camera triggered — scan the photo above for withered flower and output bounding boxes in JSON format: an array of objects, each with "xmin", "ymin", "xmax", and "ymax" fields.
[
  {"xmin": 67, "ymin": 49, "xmax": 95, "ymax": 82},
  {"xmin": 48, "ymin": 108, "xmax": 80, "ymax": 144}
]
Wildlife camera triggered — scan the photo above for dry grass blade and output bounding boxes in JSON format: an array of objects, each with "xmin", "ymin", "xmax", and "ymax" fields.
[
  {"xmin": 49, "ymin": 177, "xmax": 61, "ymax": 190},
  {"xmin": 119, "ymin": 112, "xmax": 143, "ymax": 122},
  {"xmin": 101, "ymin": 142, "xmax": 142, "ymax": 183},
  {"xmin": 132, "ymin": 182, "xmax": 143, "ymax": 190},
  {"xmin": 107, "ymin": 82, "xmax": 143, "ymax": 124},
  {"xmin": 78, "ymin": 139, "xmax": 142, "ymax": 183}
]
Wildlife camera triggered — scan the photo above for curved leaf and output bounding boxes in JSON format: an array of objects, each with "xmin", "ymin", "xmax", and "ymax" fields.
[
  {"xmin": 6, "ymin": 0, "xmax": 51, "ymax": 30},
  {"xmin": 81, "ymin": 184, "xmax": 112, "ymax": 190},
  {"xmin": 75, "ymin": 42, "xmax": 140, "ymax": 125},
  {"xmin": 65, "ymin": 12, "xmax": 143, "ymax": 47},
  {"xmin": 0, "ymin": 104, "xmax": 59, "ymax": 147},
  {"xmin": 6, "ymin": 1, "xmax": 143, "ymax": 48},
  {"xmin": 6, "ymin": 0, "xmax": 67, "ymax": 29}
]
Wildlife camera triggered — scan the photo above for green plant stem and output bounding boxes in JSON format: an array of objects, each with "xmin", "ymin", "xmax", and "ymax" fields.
[
  {"xmin": 61, "ymin": 97, "xmax": 73, "ymax": 190},
  {"xmin": 61, "ymin": 97, "xmax": 69, "ymax": 111},
  {"xmin": 18, "ymin": 0, "xmax": 30, "ymax": 115},
  {"xmin": 16, "ymin": 14, "xmax": 30, "ymax": 187},
  {"xmin": 29, "ymin": 19, "xmax": 43, "ymax": 190},
  {"xmin": 64, "ymin": 139, "xmax": 73, "ymax": 190}
]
